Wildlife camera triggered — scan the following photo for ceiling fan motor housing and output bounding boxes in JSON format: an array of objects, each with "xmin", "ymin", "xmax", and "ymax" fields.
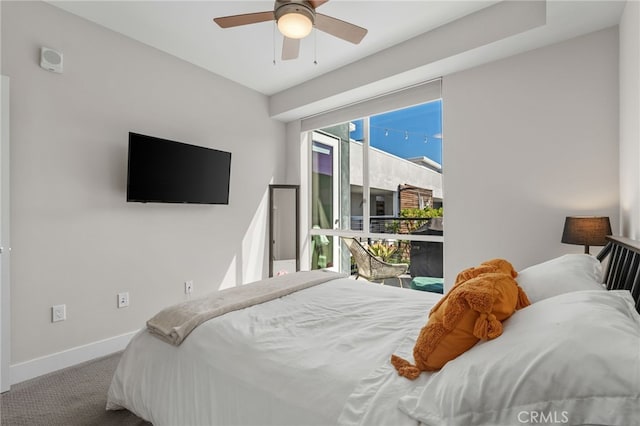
[{"xmin": 275, "ymin": 1, "xmax": 316, "ymax": 26}]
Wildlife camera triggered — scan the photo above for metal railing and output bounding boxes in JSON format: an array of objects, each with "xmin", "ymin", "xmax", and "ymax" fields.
[{"xmin": 350, "ymin": 216, "xmax": 440, "ymax": 234}]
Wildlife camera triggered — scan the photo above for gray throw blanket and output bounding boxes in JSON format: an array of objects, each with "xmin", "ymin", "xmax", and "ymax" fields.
[{"xmin": 147, "ymin": 270, "xmax": 346, "ymax": 346}]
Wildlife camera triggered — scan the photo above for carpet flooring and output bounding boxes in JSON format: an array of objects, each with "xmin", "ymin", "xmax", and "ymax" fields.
[{"xmin": 0, "ymin": 352, "xmax": 150, "ymax": 426}]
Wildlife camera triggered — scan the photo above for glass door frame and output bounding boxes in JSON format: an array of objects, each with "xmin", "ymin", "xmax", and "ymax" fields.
[
  {"xmin": 307, "ymin": 117, "xmax": 443, "ymax": 275},
  {"xmin": 310, "ymin": 131, "xmax": 342, "ymax": 270}
]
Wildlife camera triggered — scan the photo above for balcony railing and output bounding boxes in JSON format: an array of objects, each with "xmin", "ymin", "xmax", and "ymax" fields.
[{"xmin": 350, "ymin": 216, "xmax": 441, "ymax": 234}]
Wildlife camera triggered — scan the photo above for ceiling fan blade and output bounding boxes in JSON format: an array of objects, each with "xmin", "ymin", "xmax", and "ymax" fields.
[
  {"xmin": 282, "ymin": 37, "xmax": 300, "ymax": 60},
  {"xmin": 213, "ymin": 11, "xmax": 274, "ymax": 28},
  {"xmin": 315, "ymin": 13, "xmax": 367, "ymax": 44},
  {"xmin": 308, "ymin": 0, "xmax": 329, "ymax": 9}
]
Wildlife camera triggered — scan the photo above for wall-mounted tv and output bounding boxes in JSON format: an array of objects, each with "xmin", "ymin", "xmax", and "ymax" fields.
[{"xmin": 127, "ymin": 132, "xmax": 231, "ymax": 205}]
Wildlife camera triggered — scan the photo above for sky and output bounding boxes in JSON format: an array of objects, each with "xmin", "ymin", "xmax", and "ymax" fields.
[{"xmin": 349, "ymin": 100, "xmax": 443, "ymax": 165}]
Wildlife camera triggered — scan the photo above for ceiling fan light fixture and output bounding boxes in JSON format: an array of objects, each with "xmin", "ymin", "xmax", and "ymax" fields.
[{"xmin": 276, "ymin": 4, "xmax": 314, "ymax": 39}]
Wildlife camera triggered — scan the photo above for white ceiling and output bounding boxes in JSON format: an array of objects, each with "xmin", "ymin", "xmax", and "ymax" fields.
[
  {"xmin": 47, "ymin": 0, "xmax": 503, "ymax": 95},
  {"xmin": 47, "ymin": 1, "xmax": 626, "ymax": 97}
]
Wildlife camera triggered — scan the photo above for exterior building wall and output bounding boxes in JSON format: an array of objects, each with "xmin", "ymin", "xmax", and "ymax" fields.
[{"xmin": 349, "ymin": 141, "xmax": 443, "ymax": 201}]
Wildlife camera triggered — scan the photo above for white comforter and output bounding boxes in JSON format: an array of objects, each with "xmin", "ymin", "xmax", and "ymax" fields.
[{"xmin": 107, "ymin": 277, "xmax": 441, "ymax": 426}]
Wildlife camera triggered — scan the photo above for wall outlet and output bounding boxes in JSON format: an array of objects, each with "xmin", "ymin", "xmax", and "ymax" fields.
[
  {"xmin": 52, "ymin": 304, "xmax": 66, "ymax": 322},
  {"xmin": 117, "ymin": 292, "xmax": 129, "ymax": 308},
  {"xmin": 184, "ymin": 280, "xmax": 194, "ymax": 294}
]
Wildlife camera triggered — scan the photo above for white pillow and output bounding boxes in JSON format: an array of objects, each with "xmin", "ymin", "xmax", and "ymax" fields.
[
  {"xmin": 398, "ymin": 290, "xmax": 640, "ymax": 426},
  {"xmin": 516, "ymin": 254, "xmax": 604, "ymax": 303}
]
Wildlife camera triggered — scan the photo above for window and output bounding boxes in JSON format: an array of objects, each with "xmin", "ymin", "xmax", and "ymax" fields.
[{"xmin": 305, "ymin": 91, "xmax": 444, "ymax": 281}]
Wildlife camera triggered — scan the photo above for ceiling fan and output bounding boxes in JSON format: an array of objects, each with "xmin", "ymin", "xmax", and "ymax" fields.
[{"xmin": 213, "ymin": 0, "xmax": 368, "ymax": 61}]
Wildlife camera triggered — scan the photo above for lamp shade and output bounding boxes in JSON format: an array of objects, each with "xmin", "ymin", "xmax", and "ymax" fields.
[{"xmin": 561, "ymin": 216, "xmax": 611, "ymax": 251}]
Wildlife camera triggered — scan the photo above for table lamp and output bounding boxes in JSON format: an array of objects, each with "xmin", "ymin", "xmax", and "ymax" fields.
[{"xmin": 561, "ymin": 216, "xmax": 611, "ymax": 254}]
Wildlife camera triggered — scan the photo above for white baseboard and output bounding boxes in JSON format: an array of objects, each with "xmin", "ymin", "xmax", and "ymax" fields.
[{"xmin": 9, "ymin": 329, "xmax": 140, "ymax": 386}]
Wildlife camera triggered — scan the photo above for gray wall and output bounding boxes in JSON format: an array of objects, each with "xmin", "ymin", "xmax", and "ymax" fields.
[
  {"xmin": 443, "ymin": 28, "xmax": 619, "ymax": 285},
  {"xmin": 619, "ymin": 0, "xmax": 640, "ymax": 239},
  {"xmin": 1, "ymin": 2, "xmax": 285, "ymax": 364}
]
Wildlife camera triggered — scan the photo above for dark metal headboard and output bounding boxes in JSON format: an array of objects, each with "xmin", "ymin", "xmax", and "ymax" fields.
[{"xmin": 597, "ymin": 236, "xmax": 640, "ymax": 312}]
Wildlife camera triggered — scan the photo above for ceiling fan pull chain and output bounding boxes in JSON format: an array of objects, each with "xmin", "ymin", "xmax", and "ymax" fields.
[
  {"xmin": 313, "ymin": 27, "xmax": 318, "ymax": 65},
  {"xmin": 273, "ymin": 22, "xmax": 277, "ymax": 65}
]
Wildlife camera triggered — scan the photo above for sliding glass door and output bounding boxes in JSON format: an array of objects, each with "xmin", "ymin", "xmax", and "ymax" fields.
[{"xmin": 307, "ymin": 99, "xmax": 444, "ymax": 281}]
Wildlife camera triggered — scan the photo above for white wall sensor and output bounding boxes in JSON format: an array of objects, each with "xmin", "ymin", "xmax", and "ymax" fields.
[{"xmin": 40, "ymin": 47, "xmax": 63, "ymax": 73}]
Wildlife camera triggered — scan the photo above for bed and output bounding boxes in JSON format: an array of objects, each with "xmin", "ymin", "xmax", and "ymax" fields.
[{"xmin": 106, "ymin": 236, "xmax": 640, "ymax": 426}]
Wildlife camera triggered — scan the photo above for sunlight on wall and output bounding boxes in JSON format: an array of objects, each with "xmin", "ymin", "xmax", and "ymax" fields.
[
  {"xmin": 220, "ymin": 256, "xmax": 237, "ymax": 290},
  {"xmin": 218, "ymin": 189, "xmax": 269, "ymax": 289},
  {"xmin": 243, "ymin": 189, "xmax": 269, "ymax": 283}
]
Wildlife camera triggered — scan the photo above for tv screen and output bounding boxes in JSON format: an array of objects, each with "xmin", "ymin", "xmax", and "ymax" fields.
[{"xmin": 127, "ymin": 132, "xmax": 231, "ymax": 204}]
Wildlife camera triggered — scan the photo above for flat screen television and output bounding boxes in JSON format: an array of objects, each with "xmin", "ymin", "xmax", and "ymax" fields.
[{"xmin": 127, "ymin": 132, "xmax": 231, "ymax": 205}]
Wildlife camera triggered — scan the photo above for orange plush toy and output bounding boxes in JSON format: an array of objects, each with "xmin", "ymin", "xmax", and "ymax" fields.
[{"xmin": 391, "ymin": 259, "xmax": 530, "ymax": 380}]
